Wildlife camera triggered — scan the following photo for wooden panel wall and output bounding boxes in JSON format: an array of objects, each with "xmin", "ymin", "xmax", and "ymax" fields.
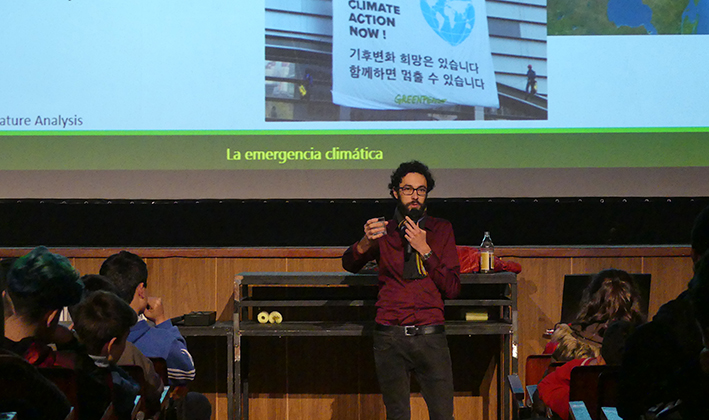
[{"xmin": 0, "ymin": 247, "xmax": 693, "ymax": 420}]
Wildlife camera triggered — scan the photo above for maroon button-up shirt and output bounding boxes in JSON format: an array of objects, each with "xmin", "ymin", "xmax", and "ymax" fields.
[{"xmin": 342, "ymin": 215, "xmax": 461, "ymax": 326}]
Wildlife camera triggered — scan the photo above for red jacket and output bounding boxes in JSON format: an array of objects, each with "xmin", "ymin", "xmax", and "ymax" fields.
[{"xmin": 537, "ymin": 357, "xmax": 598, "ymax": 420}]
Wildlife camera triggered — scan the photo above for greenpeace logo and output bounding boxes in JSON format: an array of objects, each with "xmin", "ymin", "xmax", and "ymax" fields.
[{"xmin": 394, "ymin": 94, "xmax": 447, "ymax": 105}]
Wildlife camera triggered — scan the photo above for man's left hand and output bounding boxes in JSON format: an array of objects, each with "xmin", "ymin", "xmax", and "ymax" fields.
[
  {"xmin": 404, "ymin": 216, "xmax": 431, "ymax": 256},
  {"xmin": 145, "ymin": 297, "xmax": 168, "ymax": 325}
]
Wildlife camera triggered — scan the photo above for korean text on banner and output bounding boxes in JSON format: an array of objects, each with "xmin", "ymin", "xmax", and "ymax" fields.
[{"xmin": 332, "ymin": 0, "xmax": 499, "ymax": 110}]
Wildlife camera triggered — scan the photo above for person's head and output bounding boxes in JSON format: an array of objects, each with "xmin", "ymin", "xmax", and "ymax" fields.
[
  {"xmin": 528, "ymin": 64, "xmax": 532, "ymax": 69},
  {"xmin": 388, "ymin": 160, "xmax": 435, "ymax": 219},
  {"xmin": 79, "ymin": 274, "xmax": 120, "ymax": 296},
  {"xmin": 67, "ymin": 274, "xmax": 120, "ymax": 321},
  {"xmin": 2, "ymin": 247, "xmax": 83, "ymax": 339},
  {"xmin": 99, "ymin": 251, "xmax": 148, "ymax": 313},
  {"xmin": 691, "ymin": 206, "xmax": 709, "ymax": 264},
  {"xmin": 575, "ymin": 268, "xmax": 645, "ymax": 327},
  {"xmin": 71, "ymin": 290, "xmax": 137, "ymax": 360}
]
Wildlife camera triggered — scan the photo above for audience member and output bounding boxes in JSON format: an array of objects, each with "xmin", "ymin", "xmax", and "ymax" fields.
[
  {"xmin": 1, "ymin": 256, "xmax": 72, "ymax": 420},
  {"xmin": 619, "ymin": 206, "xmax": 709, "ymax": 419},
  {"xmin": 77, "ymin": 274, "xmax": 165, "ymax": 415},
  {"xmin": 2, "ymin": 247, "xmax": 83, "ymax": 365},
  {"xmin": 546, "ymin": 268, "xmax": 645, "ymax": 362},
  {"xmin": 70, "ymin": 290, "xmax": 141, "ymax": 420},
  {"xmin": 2, "ymin": 247, "xmax": 113, "ymax": 420},
  {"xmin": 100, "ymin": 251, "xmax": 211, "ymax": 420},
  {"xmin": 99, "ymin": 251, "xmax": 195, "ymax": 384},
  {"xmin": 537, "ymin": 320, "xmax": 635, "ymax": 420}
]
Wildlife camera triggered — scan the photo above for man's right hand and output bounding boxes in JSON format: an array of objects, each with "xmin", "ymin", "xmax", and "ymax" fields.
[
  {"xmin": 145, "ymin": 296, "xmax": 168, "ymax": 325},
  {"xmin": 357, "ymin": 218, "xmax": 386, "ymax": 253}
]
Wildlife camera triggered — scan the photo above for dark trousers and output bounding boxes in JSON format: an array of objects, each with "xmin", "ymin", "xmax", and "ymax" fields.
[{"xmin": 373, "ymin": 329, "xmax": 455, "ymax": 420}]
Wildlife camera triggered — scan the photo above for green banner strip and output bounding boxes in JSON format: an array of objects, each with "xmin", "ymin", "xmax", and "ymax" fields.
[{"xmin": 1, "ymin": 131, "xmax": 708, "ymax": 170}]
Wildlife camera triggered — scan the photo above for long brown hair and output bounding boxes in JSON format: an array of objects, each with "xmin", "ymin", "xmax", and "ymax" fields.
[{"xmin": 575, "ymin": 268, "xmax": 645, "ymax": 327}]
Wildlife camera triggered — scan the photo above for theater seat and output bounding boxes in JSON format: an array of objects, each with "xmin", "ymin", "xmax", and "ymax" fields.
[
  {"xmin": 569, "ymin": 365, "xmax": 620, "ymax": 420},
  {"xmin": 507, "ymin": 354, "xmax": 564, "ymax": 419}
]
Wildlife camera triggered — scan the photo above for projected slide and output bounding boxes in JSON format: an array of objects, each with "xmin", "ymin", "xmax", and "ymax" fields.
[
  {"xmin": 1, "ymin": 0, "xmax": 705, "ymax": 132},
  {"xmin": 1, "ymin": 0, "xmax": 708, "ymax": 200}
]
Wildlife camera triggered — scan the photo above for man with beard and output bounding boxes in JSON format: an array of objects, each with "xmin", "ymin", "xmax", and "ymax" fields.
[{"xmin": 342, "ymin": 160, "xmax": 461, "ymax": 420}]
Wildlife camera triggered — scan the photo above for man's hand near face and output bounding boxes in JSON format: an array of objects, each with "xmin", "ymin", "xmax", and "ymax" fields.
[
  {"xmin": 144, "ymin": 297, "xmax": 168, "ymax": 325},
  {"xmin": 404, "ymin": 216, "xmax": 432, "ymax": 256}
]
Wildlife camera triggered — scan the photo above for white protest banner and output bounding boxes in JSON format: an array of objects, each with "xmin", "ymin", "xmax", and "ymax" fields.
[{"xmin": 332, "ymin": 0, "xmax": 499, "ymax": 110}]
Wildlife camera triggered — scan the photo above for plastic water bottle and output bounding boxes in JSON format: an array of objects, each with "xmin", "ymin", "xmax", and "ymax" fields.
[{"xmin": 480, "ymin": 231, "xmax": 494, "ymax": 273}]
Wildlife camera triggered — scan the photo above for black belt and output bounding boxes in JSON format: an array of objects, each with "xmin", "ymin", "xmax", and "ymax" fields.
[{"xmin": 375, "ymin": 324, "xmax": 445, "ymax": 336}]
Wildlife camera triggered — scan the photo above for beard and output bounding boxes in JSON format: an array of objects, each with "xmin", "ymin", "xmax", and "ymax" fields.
[{"xmin": 397, "ymin": 197, "xmax": 426, "ymax": 220}]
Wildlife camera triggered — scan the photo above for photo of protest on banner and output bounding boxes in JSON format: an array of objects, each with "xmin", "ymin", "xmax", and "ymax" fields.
[{"xmin": 265, "ymin": 0, "xmax": 547, "ymax": 122}]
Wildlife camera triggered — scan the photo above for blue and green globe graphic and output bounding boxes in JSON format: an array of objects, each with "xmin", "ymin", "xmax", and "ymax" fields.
[{"xmin": 421, "ymin": 0, "xmax": 476, "ymax": 46}]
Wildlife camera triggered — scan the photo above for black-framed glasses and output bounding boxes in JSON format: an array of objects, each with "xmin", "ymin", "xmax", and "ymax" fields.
[{"xmin": 398, "ymin": 185, "xmax": 427, "ymax": 196}]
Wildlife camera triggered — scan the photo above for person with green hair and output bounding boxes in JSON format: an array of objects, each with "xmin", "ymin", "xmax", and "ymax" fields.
[
  {"xmin": 2, "ymin": 247, "xmax": 114, "ymax": 420},
  {"xmin": 1, "ymin": 255, "xmax": 72, "ymax": 420},
  {"xmin": 2, "ymin": 246, "xmax": 83, "ymax": 363}
]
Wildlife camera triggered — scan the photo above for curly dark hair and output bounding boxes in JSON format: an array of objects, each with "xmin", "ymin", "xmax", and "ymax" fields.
[
  {"xmin": 575, "ymin": 268, "xmax": 645, "ymax": 328},
  {"xmin": 388, "ymin": 160, "xmax": 435, "ymax": 199}
]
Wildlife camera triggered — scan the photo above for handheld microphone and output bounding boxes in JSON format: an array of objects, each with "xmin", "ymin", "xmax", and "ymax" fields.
[{"xmin": 400, "ymin": 224, "xmax": 412, "ymax": 257}]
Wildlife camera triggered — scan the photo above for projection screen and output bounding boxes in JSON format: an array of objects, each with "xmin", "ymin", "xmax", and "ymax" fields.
[{"xmin": 1, "ymin": 0, "xmax": 707, "ymax": 199}]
